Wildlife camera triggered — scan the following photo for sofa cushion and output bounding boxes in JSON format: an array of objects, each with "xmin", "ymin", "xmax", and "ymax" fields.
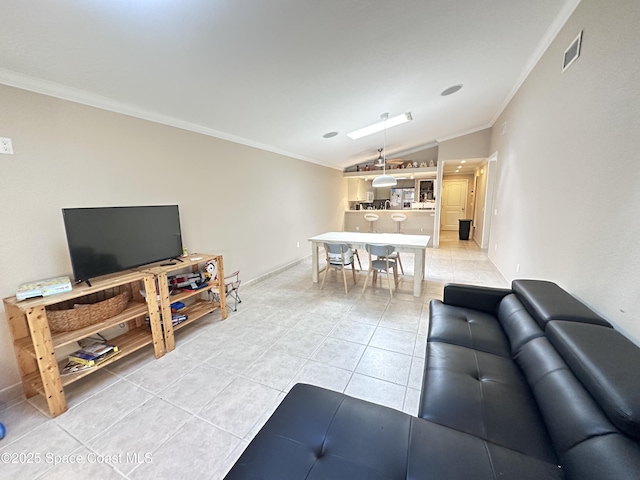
[
  {"xmin": 442, "ymin": 283, "xmax": 512, "ymax": 315},
  {"xmin": 560, "ymin": 433, "xmax": 640, "ymax": 480},
  {"xmin": 408, "ymin": 416, "xmax": 564, "ymax": 480},
  {"xmin": 225, "ymin": 383, "xmax": 411, "ymax": 480},
  {"xmin": 419, "ymin": 342, "xmax": 557, "ymax": 463},
  {"xmin": 497, "ymin": 294, "xmax": 545, "ymax": 354},
  {"xmin": 225, "ymin": 383, "xmax": 564, "ymax": 480},
  {"xmin": 514, "ymin": 336, "xmax": 619, "ymax": 455},
  {"xmin": 512, "ymin": 279, "xmax": 610, "ymax": 328},
  {"xmin": 547, "ymin": 321, "xmax": 640, "ymax": 440},
  {"xmin": 429, "ymin": 299, "xmax": 511, "ymax": 357}
]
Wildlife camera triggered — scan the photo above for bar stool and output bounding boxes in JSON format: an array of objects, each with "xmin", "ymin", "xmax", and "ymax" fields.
[
  {"xmin": 390, "ymin": 213, "xmax": 407, "ymax": 233},
  {"xmin": 364, "ymin": 213, "xmax": 379, "ymax": 233}
]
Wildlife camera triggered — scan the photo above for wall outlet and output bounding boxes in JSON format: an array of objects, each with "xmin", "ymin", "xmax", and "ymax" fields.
[
  {"xmin": 296, "ymin": 241, "xmax": 300, "ymax": 248},
  {"xmin": 516, "ymin": 263, "xmax": 520, "ymax": 273},
  {"xmin": 0, "ymin": 137, "xmax": 14, "ymax": 155},
  {"xmin": 494, "ymin": 244, "xmax": 498, "ymax": 251},
  {"xmin": 501, "ymin": 122, "xmax": 507, "ymax": 135},
  {"xmin": 356, "ymin": 226, "xmax": 360, "ymax": 231}
]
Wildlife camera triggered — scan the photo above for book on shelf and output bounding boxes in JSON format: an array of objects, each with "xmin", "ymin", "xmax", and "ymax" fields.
[
  {"xmin": 146, "ymin": 313, "xmax": 188, "ymax": 327},
  {"xmin": 68, "ymin": 342, "xmax": 120, "ymax": 367},
  {"xmin": 182, "ymin": 282, "xmax": 210, "ymax": 292},
  {"xmin": 60, "ymin": 361, "xmax": 91, "ymax": 376}
]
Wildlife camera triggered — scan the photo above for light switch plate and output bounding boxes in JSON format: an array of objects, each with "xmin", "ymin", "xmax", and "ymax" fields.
[{"xmin": 1, "ymin": 137, "xmax": 14, "ymax": 155}]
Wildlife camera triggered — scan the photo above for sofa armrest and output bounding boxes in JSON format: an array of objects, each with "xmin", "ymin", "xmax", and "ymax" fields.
[{"xmin": 443, "ymin": 284, "xmax": 512, "ymax": 315}]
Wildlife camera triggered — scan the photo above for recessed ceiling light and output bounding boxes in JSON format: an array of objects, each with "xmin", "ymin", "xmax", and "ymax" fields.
[
  {"xmin": 441, "ymin": 84, "xmax": 463, "ymax": 96},
  {"xmin": 460, "ymin": 160, "xmax": 466, "ymax": 164},
  {"xmin": 323, "ymin": 131, "xmax": 339, "ymax": 138}
]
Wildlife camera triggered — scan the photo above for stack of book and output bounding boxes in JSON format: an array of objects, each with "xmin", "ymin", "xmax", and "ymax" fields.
[{"xmin": 61, "ymin": 342, "xmax": 120, "ymax": 375}]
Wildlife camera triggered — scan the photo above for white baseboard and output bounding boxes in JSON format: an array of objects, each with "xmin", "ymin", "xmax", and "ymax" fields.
[
  {"xmin": 0, "ymin": 382, "xmax": 24, "ymax": 411},
  {"xmin": 243, "ymin": 255, "xmax": 311, "ymax": 288}
]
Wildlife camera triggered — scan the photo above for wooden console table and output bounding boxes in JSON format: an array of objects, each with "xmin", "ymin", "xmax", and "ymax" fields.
[
  {"xmin": 139, "ymin": 253, "xmax": 228, "ymax": 352},
  {"xmin": 2, "ymin": 271, "xmax": 163, "ymax": 417},
  {"xmin": 2, "ymin": 254, "xmax": 227, "ymax": 417}
]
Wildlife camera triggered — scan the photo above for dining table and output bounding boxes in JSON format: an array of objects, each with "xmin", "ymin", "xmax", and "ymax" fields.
[{"xmin": 308, "ymin": 231, "xmax": 431, "ymax": 297}]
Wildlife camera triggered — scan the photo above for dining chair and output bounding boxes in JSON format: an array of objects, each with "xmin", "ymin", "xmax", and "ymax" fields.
[
  {"xmin": 353, "ymin": 249, "xmax": 363, "ymax": 270},
  {"xmin": 321, "ymin": 243, "xmax": 357, "ymax": 294},
  {"xmin": 378, "ymin": 212, "xmax": 406, "ymax": 275},
  {"xmin": 362, "ymin": 244, "xmax": 398, "ymax": 297}
]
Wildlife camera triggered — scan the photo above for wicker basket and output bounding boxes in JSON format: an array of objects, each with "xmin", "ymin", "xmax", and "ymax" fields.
[{"xmin": 46, "ymin": 285, "xmax": 131, "ymax": 332}]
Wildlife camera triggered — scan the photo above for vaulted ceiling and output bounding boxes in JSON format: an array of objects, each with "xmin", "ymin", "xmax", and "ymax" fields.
[{"xmin": 0, "ymin": 1, "xmax": 578, "ymax": 170}]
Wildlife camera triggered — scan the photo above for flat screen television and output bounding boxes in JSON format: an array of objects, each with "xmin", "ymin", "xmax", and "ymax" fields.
[{"xmin": 62, "ymin": 205, "xmax": 183, "ymax": 283}]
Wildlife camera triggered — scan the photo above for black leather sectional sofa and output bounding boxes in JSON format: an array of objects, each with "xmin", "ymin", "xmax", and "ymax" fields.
[{"xmin": 225, "ymin": 280, "xmax": 640, "ymax": 479}]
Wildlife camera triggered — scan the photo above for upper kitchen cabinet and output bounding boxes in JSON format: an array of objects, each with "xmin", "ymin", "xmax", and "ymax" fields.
[{"xmin": 347, "ymin": 178, "xmax": 369, "ymax": 202}]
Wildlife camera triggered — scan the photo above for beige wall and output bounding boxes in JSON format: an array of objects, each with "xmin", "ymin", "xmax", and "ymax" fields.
[
  {"xmin": 488, "ymin": 0, "xmax": 640, "ymax": 341},
  {"xmin": 0, "ymin": 84, "xmax": 345, "ymax": 393},
  {"xmin": 438, "ymin": 128, "xmax": 491, "ymax": 162},
  {"xmin": 401, "ymin": 145, "xmax": 438, "ymax": 165}
]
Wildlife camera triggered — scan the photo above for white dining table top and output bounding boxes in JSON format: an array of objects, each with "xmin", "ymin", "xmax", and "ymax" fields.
[{"xmin": 308, "ymin": 231, "xmax": 431, "ymax": 248}]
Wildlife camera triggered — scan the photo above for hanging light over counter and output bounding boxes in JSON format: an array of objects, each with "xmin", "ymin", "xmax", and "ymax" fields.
[{"xmin": 372, "ymin": 113, "xmax": 397, "ymax": 188}]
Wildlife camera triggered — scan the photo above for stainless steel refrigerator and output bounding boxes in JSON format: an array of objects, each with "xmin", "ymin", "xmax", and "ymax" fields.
[{"xmin": 390, "ymin": 188, "xmax": 415, "ymax": 209}]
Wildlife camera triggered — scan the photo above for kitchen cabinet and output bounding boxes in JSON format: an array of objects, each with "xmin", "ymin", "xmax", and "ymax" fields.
[{"xmin": 348, "ymin": 178, "xmax": 370, "ymax": 202}]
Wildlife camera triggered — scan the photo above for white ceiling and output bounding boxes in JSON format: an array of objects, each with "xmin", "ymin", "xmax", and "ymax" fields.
[{"xmin": 0, "ymin": 1, "xmax": 578, "ymax": 170}]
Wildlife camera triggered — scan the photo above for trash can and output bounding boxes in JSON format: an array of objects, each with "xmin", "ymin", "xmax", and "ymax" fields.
[{"xmin": 458, "ymin": 219, "xmax": 472, "ymax": 240}]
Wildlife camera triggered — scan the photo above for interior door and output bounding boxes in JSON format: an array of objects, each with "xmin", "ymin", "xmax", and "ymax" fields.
[{"xmin": 441, "ymin": 179, "xmax": 468, "ymax": 230}]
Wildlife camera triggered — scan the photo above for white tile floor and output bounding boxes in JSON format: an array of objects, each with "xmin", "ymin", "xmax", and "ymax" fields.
[{"xmin": 0, "ymin": 231, "xmax": 507, "ymax": 480}]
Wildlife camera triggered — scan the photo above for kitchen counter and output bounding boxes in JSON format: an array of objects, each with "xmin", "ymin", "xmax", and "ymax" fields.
[
  {"xmin": 345, "ymin": 208, "xmax": 435, "ymax": 212},
  {"xmin": 344, "ymin": 209, "xmax": 435, "ymax": 241}
]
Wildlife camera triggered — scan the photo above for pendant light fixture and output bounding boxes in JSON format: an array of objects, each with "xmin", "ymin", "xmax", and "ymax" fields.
[{"xmin": 372, "ymin": 113, "xmax": 397, "ymax": 188}]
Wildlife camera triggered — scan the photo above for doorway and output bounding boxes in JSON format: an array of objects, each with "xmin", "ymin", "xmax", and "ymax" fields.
[{"xmin": 440, "ymin": 179, "xmax": 469, "ymax": 231}]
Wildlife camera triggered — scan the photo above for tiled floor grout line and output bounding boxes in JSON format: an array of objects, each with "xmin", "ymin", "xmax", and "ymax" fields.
[{"xmin": 0, "ymin": 230, "xmax": 506, "ymax": 479}]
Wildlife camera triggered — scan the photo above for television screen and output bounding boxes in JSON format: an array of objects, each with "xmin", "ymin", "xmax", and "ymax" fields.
[{"xmin": 62, "ymin": 205, "xmax": 183, "ymax": 282}]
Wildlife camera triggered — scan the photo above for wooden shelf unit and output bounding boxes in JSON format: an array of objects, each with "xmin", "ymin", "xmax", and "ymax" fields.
[
  {"xmin": 140, "ymin": 253, "xmax": 228, "ymax": 352},
  {"xmin": 3, "ymin": 271, "xmax": 164, "ymax": 417}
]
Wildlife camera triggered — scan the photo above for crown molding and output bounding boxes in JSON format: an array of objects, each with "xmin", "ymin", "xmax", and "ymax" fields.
[
  {"xmin": 489, "ymin": 0, "xmax": 582, "ymax": 125},
  {"xmin": 0, "ymin": 68, "xmax": 344, "ymax": 170},
  {"xmin": 436, "ymin": 123, "xmax": 493, "ymax": 144}
]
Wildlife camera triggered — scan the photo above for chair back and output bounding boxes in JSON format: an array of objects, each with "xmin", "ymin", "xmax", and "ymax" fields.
[
  {"xmin": 366, "ymin": 244, "xmax": 394, "ymax": 257},
  {"xmin": 325, "ymin": 243, "xmax": 353, "ymax": 265},
  {"xmin": 325, "ymin": 243, "xmax": 349, "ymax": 255}
]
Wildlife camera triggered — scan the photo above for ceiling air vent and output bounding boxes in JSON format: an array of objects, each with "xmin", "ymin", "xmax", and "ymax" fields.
[{"xmin": 562, "ymin": 31, "xmax": 582, "ymax": 72}]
